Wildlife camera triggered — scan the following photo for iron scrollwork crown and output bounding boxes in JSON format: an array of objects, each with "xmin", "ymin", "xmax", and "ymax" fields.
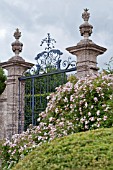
[{"xmin": 26, "ymin": 33, "xmax": 76, "ymax": 75}]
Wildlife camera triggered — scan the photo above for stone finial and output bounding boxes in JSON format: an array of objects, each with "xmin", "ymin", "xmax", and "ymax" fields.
[
  {"xmin": 79, "ymin": 9, "xmax": 93, "ymax": 39},
  {"xmin": 66, "ymin": 9, "xmax": 107, "ymax": 78},
  {"xmin": 82, "ymin": 8, "xmax": 90, "ymax": 22},
  {"xmin": 14, "ymin": 28, "xmax": 21, "ymax": 40},
  {"xmin": 11, "ymin": 28, "xmax": 23, "ymax": 56}
]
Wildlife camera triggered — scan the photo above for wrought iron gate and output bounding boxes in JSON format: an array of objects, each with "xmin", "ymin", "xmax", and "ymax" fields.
[{"xmin": 18, "ymin": 33, "xmax": 76, "ymax": 133}]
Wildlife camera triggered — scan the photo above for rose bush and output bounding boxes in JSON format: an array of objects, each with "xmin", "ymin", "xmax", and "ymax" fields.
[
  {"xmin": 1, "ymin": 72, "xmax": 113, "ymax": 169},
  {"xmin": 42, "ymin": 72, "xmax": 113, "ymax": 132}
]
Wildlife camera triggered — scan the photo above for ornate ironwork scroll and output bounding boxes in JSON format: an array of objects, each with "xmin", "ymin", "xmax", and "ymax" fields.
[{"xmin": 33, "ymin": 33, "xmax": 76, "ymax": 75}]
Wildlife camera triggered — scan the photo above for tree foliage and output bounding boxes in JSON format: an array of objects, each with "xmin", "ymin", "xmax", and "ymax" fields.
[
  {"xmin": 0, "ymin": 67, "xmax": 6, "ymax": 95},
  {"xmin": 104, "ymin": 56, "xmax": 113, "ymax": 74}
]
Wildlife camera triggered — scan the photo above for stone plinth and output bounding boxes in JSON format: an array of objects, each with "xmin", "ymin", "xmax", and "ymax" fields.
[{"xmin": 66, "ymin": 39, "xmax": 107, "ymax": 77}]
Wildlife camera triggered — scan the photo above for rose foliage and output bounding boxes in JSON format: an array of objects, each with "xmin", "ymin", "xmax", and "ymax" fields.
[{"xmin": 1, "ymin": 72, "xmax": 113, "ymax": 169}]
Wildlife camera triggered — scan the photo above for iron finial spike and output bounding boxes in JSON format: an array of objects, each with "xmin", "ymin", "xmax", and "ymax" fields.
[{"xmin": 40, "ymin": 33, "xmax": 56, "ymax": 51}]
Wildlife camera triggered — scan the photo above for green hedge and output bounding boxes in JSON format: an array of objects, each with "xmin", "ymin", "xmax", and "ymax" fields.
[{"xmin": 12, "ymin": 127, "xmax": 113, "ymax": 170}]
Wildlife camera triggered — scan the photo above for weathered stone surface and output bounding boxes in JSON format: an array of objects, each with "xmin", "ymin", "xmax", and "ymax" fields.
[
  {"xmin": 66, "ymin": 40, "xmax": 106, "ymax": 77},
  {"xmin": 0, "ymin": 89, "xmax": 7, "ymax": 139},
  {"xmin": 0, "ymin": 58, "xmax": 33, "ymax": 139}
]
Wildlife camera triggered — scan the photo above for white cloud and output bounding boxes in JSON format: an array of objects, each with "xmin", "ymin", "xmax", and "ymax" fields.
[
  {"xmin": 0, "ymin": 29, "xmax": 7, "ymax": 39},
  {"xmin": 0, "ymin": 0, "xmax": 113, "ymax": 70}
]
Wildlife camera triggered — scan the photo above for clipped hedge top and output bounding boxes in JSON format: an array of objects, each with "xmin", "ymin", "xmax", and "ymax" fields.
[{"xmin": 12, "ymin": 127, "xmax": 113, "ymax": 170}]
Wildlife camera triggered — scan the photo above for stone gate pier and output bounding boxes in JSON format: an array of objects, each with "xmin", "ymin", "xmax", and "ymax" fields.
[
  {"xmin": 0, "ymin": 9, "xmax": 107, "ymax": 139},
  {"xmin": 0, "ymin": 29, "xmax": 33, "ymax": 139}
]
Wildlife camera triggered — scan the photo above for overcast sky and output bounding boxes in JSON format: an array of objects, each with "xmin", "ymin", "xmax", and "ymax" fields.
[{"xmin": 0, "ymin": 0, "xmax": 113, "ymax": 70}]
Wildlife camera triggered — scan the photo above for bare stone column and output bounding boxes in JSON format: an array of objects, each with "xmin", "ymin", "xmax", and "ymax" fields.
[
  {"xmin": 0, "ymin": 29, "xmax": 33, "ymax": 139},
  {"xmin": 66, "ymin": 9, "xmax": 107, "ymax": 78}
]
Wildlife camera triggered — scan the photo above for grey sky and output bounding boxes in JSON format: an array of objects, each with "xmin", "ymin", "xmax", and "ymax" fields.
[{"xmin": 0, "ymin": 0, "xmax": 113, "ymax": 70}]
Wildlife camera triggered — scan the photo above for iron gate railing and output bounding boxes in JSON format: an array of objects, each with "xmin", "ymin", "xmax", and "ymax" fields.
[
  {"xmin": 18, "ymin": 33, "xmax": 76, "ymax": 133},
  {"xmin": 18, "ymin": 67, "xmax": 76, "ymax": 133}
]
